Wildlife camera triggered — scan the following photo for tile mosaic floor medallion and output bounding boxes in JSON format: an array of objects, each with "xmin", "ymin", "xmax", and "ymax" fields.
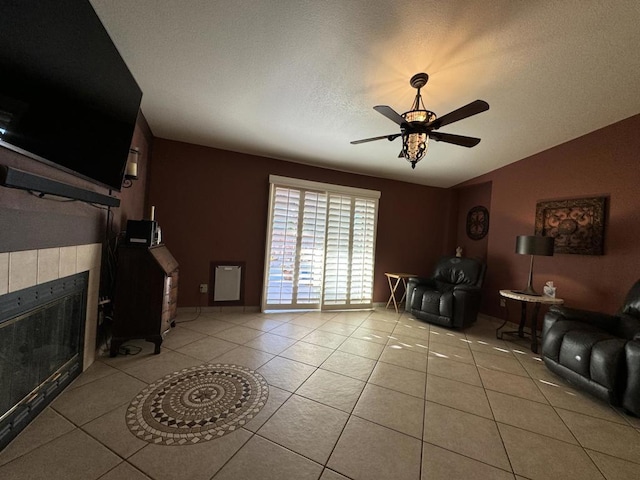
[{"xmin": 126, "ymin": 363, "xmax": 269, "ymax": 445}]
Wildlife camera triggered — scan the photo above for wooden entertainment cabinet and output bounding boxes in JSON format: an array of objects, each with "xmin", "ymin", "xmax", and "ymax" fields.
[{"xmin": 111, "ymin": 244, "xmax": 179, "ymax": 356}]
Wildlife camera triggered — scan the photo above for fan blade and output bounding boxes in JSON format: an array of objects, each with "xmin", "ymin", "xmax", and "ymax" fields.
[
  {"xmin": 429, "ymin": 131, "xmax": 481, "ymax": 147},
  {"xmin": 373, "ymin": 105, "xmax": 406, "ymax": 126},
  {"xmin": 427, "ymin": 100, "xmax": 489, "ymax": 130},
  {"xmin": 350, "ymin": 133, "xmax": 401, "ymax": 145}
]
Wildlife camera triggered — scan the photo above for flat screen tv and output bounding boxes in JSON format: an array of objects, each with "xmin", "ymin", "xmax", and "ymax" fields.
[{"xmin": 0, "ymin": 0, "xmax": 142, "ymax": 192}]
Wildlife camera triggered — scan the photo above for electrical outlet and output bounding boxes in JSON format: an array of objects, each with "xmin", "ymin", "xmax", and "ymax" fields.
[
  {"xmin": 499, "ymin": 298, "xmax": 506, "ymax": 307},
  {"xmin": 199, "ymin": 283, "xmax": 208, "ymax": 294}
]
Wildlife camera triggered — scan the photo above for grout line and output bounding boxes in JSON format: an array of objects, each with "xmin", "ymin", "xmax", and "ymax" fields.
[
  {"xmin": 473, "ymin": 352, "xmax": 516, "ymax": 475},
  {"xmin": 205, "ymin": 427, "xmax": 255, "ymax": 479},
  {"xmin": 10, "ymin": 309, "xmax": 640, "ymax": 479},
  {"xmin": 421, "ymin": 438, "xmax": 517, "ymax": 477},
  {"xmin": 259, "ymin": 313, "xmax": 640, "ymax": 472},
  {"xmin": 0, "ymin": 408, "xmax": 75, "ymax": 469}
]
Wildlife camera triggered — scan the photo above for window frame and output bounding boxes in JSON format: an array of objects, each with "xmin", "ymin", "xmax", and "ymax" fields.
[{"xmin": 262, "ymin": 175, "xmax": 380, "ymax": 312}]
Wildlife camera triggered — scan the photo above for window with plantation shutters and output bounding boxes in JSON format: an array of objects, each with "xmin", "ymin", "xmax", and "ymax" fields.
[{"xmin": 263, "ymin": 176, "xmax": 380, "ymax": 311}]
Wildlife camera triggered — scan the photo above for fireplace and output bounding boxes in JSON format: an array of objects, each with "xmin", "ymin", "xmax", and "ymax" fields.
[{"xmin": 0, "ymin": 272, "xmax": 88, "ymax": 450}]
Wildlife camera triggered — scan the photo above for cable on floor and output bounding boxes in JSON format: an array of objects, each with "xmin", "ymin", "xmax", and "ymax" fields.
[{"xmin": 174, "ymin": 306, "xmax": 202, "ymax": 324}]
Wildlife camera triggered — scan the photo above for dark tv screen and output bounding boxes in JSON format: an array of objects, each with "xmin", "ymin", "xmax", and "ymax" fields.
[{"xmin": 0, "ymin": 0, "xmax": 142, "ymax": 192}]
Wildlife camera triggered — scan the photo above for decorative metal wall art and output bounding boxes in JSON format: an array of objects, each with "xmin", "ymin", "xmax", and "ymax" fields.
[
  {"xmin": 466, "ymin": 205, "xmax": 489, "ymax": 240},
  {"xmin": 534, "ymin": 196, "xmax": 606, "ymax": 255}
]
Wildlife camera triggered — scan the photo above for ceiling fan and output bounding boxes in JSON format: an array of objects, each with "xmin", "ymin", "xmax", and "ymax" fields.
[{"xmin": 351, "ymin": 73, "xmax": 489, "ymax": 169}]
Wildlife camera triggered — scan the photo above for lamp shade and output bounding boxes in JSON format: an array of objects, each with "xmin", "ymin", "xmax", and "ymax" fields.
[
  {"xmin": 515, "ymin": 235, "xmax": 554, "ymax": 256},
  {"xmin": 401, "ymin": 109, "xmax": 436, "ymax": 169}
]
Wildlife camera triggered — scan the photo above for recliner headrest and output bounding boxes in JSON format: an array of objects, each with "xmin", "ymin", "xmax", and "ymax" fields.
[{"xmin": 433, "ymin": 256, "xmax": 483, "ymax": 286}]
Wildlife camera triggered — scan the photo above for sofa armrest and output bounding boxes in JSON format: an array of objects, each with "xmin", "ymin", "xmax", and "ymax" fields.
[
  {"xmin": 452, "ymin": 285, "xmax": 482, "ymax": 305},
  {"xmin": 545, "ymin": 305, "xmax": 620, "ymax": 333},
  {"xmin": 623, "ymin": 340, "xmax": 640, "ymax": 415},
  {"xmin": 452, "ymin": 285, "xmax": 482, "ymax": 303},
  {"xmin": 616, "ymin": 313, "xmax": 640, "ymax": 340},
  {"xmin": 407, "ymin": 277, "xmax": 434, "ymax": 287},
  {"xmin": 542, "ymin": 306, "xmax": 622, "ymax": 361},
  {"xmin": 452, "ymin": 284, "xmax": 481, "ymax": 293},
  {"xmin": 451, "ymin": 286, "xmax": 483, "ymax": 328}
]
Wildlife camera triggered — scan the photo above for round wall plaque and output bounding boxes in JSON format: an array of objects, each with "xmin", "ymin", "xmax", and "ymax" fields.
[{"xmin": 466, "ymin": 206, "xmax": 489, "ymax": 240}]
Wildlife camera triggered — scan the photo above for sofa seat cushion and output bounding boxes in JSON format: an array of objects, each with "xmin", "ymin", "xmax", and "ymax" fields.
[
  {"xmin": 558, "ymin": 330, "xmax": 611, "ymax": 377},
  {"xmin": 554, "ymin": 328, "xmax": 625, "ymax": 390},
  {"xmin": 419, "ymin": 290, "xmax": 454, "ymax": 317},
  {"xmin": 590, "ymin": 338, "xmax": 627, "ymax": 390},
  {"xmin": 545, "ymin": 320, "xmax": 626, "ymax": 390},
  {"xmin": 420, "ymin": 290, "xmax": 443, "ymax": 315},
  {"xmin": 543, "ymin": 320, "xmax": 600, "ymax": 362}
]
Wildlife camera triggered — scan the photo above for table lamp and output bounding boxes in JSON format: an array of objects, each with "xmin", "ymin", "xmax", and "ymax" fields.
[{"xmin": 514, "ymin": 235, "xmax": 555, "ymax": 296}]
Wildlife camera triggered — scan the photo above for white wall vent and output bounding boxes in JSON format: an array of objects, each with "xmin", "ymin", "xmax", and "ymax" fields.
[{"xmin": 213, "ymin": 265, "xmax": 242, "ymax": 302}]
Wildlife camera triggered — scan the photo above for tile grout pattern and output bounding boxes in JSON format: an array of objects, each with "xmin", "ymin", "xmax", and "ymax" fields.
[{"xmin": 1, "ymin": 308, "xmax": 639, "ymax": 480}]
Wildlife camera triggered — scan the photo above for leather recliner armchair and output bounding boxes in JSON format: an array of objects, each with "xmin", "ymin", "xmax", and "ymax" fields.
[
  {"xmin": 405, "ymin": 256, "xmax": 486, "ymax": 328},
  {"xmin": 542, "ymin": 280, "xmax": 640, "ymax": 415}
]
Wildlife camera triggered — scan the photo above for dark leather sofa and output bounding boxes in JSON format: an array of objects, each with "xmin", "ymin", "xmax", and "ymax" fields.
[
  {"xmin": 542, "ymin": 280, "xmax": 640, "ymax": 415},
  {"xmin": 405, "ymin": 256, "xmax": 486, "ymax": 328}
]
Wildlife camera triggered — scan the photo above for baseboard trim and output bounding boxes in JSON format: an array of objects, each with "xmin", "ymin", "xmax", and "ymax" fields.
[{"xmin": 177, "ymin": 305, "xmax": 260, "ymax": 314}]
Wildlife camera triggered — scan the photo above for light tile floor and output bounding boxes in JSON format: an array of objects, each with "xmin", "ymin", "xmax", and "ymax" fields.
[{"xmin": 1, "ymin": 309, "xmax": 640, "ymax": 480}]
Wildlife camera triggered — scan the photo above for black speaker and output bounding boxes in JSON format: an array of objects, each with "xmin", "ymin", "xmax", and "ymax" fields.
[
  {"xmin": 0, "ymin": 165, "xmax": 120, "ymax": 207},
  {"xmin": 125, "ymin": 220, "xmax": 156, "ymax": 247}
]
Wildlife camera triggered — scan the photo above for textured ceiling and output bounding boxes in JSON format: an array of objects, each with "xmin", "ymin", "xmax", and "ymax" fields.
[{"xmin": 90, "ymin": 0, "xmax": 640, "ymax": 187}]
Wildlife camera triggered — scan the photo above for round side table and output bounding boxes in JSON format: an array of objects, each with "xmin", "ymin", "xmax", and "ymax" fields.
[{"xmin": 496, "ymin": 289, "xmax": 564, "ymax": 353}]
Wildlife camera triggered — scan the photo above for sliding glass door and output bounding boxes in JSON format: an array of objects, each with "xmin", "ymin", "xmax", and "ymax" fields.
[
  {"xmin": 322, "ymin": 195, "xmax": 377, "ymax": 307},
  {"xmin": 264, "ymin": 186, "xmax": 327, "ymax": 308},
  {"xmin": 263, "ymin": 176, "xmax": 379, "ymax": 311}
]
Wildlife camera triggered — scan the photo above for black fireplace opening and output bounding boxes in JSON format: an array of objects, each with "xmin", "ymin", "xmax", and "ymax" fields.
[{"xmin": 0, "ymin": 272, "xmax": 88, "ymax": 451}]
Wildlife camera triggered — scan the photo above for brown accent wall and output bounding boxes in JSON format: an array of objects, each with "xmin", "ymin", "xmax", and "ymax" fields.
[
  {"xmin": 148, "ymin": 140, "xmax": 456, "ymax": 307},
  {"xmin": 116, "ymin": 113, "xmax": 154, "ymax": 233},
  {"xmin": 454, "ymin": 182, "xmax": 492, "ymax": 262},
  {"xmin": 8, "ymin": 109, "xmax": 638, "ymax": 320},
  {"xmin": 0, "ymin": 114, "xmax": 152, "ymax": 297},
  {"xmin": 457, "ymin": 113, "xmax": 640, "ymax": 318},
  {"xmin": 1, "ymin": 114, "xmax": 152, "ymax": 252},
  {"xmin": 0, "ymin": 147, "xmax": 108, "ymax": 252}
]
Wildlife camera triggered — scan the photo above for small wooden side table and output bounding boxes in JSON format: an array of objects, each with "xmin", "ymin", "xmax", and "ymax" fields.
[
  {"xmin": 497, "ymin": 289, "xmax": 564, "ymax": 354},
  {"xmin": 385, "ymin": 273, "xmax": 417, "ymax": 313}
]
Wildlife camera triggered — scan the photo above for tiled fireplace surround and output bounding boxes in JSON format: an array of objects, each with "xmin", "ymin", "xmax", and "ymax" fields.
[{"xmin": 0, "ymin": 243, "xmax": 102, "ymax": 369}]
